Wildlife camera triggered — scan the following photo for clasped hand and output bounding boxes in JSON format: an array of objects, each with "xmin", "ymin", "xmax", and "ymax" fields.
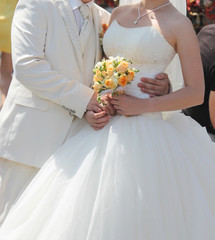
[
  {"xmin": 84, "ymin": 93, "xmax": 114, "ymax": 130},
  {"xmin": 85, "ymin": 73, "xmax": 170, "ymax": 130},
  {"xmin": 85, "ymin": 92, "xmax": 146, "ymax": 130}
]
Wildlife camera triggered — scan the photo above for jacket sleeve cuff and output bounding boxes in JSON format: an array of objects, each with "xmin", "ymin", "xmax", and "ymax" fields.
[{"xmin": 63, "ymin": 83, "xmax": 95, "ymax": 119}]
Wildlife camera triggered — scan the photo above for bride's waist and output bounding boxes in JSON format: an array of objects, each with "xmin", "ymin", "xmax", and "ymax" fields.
[
  {"xmin": 124, "ymin": 69, "xmax": 161, "ymax": 99},
  {"xmin": 125, "ymin": 87, "xmax": 150, "ymax": 99}
]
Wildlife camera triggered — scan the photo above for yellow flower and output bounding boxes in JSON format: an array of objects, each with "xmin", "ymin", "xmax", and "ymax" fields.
[
  {"xmin": 105, "ymin": 78, "xmax": 116, "ymax": 89},
  {"xmin": 93, "ymin": 75, "xmax": 102, "ymax": 82},
  {"xmin": 127, "ymin": 70, "xmax": 135, "ymax": 82},
  {"xmin": 116, "ymin": 61, "xmax": 129, "ymax": 74},
  {"xmin": 118, "ymin": 75, "xmax": 128, "ymax": 87},
  {"xmin": 94, "ymin": 70, "xmax": 103, "ymax": 82},
  {"xmin": 96, "ymin": 69, "xmax": 101, "ymax": 75},
  {"xmin": 93, "ymin": 82, "xmax": 102, "ymax": 92},
  {"xmin": 105, "ymin": 61, "xmax": 112, "ymax": 70},
  {"xmin": 101, "ymin": 71, "xmax": 107, "ymax": 77},
  {"xmin": 107, "ymin": 65, "xmax": 114, "ymax": 76}
]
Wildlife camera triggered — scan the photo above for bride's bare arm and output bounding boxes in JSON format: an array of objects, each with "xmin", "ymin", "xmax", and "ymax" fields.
[{"xmin": 111, "ymin": 17, "xmax": 204, "ymax": 116}]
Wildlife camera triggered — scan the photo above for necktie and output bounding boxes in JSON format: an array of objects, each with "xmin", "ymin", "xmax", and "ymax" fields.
[{"xmin": 79, "ymin": 4, "xmax": 92, "ymax": 55}]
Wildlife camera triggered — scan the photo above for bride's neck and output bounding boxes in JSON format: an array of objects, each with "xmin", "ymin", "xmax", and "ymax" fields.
[{"xmin": 141, "ymin": 0, "xmax": 170, "ymax": 9}]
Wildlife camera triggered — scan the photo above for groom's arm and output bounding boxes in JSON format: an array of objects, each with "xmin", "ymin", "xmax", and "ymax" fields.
[
  {"xmin": 138, "ymin": 73, "xmax": 170, "ymax": 97},
  {"xmin": 12, "ymin": 0, "xmax": 96, "ymax": 119}
]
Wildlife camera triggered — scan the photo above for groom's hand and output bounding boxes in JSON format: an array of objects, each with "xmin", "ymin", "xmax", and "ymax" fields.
[
  {"xmin": 84, "ymin": 110, "xmax": 110, "ymax": 130},
  {"xmin": 87, "ymin": 92, "xmax": 115, "ymax": 116},
  {"xmin": 87, "ymin": 92, "xmax": 105, "ymax": 112},
  {"xmin": 138, "ymin": 73, "xmax": 170, "ymax": 97}
]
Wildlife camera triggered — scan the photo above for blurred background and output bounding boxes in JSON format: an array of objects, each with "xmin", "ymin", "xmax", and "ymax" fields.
[{"xmin": 95, "ymin": 0, "xmax": 215, "ymax": 33}]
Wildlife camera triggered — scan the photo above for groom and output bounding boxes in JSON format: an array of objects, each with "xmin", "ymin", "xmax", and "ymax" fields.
[
  {"xmin": 0, "ymin": 0, "xmax": 170, "ymax": 225},
  {"xmin": 0, "ymin": 0, "xmax": 111, "ymax": 225}
]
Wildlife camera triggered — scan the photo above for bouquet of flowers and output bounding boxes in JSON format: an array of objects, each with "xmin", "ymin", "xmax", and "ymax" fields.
[{"xmin": 92, "ymin": 56, "xmax": 139, "ymax": 103}]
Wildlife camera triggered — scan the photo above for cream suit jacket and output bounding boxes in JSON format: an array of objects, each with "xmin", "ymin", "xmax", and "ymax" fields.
[{"xmin": 0, "ymin": 0, "xmax": 110, "ymax": 168}]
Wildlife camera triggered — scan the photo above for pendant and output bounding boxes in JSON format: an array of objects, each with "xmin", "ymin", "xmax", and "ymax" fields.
[{"xmin": 134, "ymin": 16, "xmax": 140, "ymax": 25}]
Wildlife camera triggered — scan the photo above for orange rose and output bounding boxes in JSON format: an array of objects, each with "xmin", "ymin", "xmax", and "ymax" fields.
[
  {"xmin": 118, "ymin": 75, "xmax": 128, "ymax": 87},
  {"xmin": 127, "ymin": 71, "xmax": 135, "ymax": 82},
  {"xmin": 102, "ymin": 23, "xmax": 108, "ymax": 34},
  {"xmin": 99, "ymin": 24, "xmax": 108, "ymax": 38},
  {"xmin": 116, "ymin": 61, "xmax": 129, "ymax": 74}
]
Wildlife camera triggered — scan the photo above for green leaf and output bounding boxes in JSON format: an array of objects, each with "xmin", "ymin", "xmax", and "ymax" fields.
[{"xmin": 113, "ymin": 88, "xmax": 119, "ymax": 96}]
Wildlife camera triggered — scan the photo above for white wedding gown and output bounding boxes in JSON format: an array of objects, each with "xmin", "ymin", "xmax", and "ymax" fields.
[{"xmin": 1, "ymin": 20, "xmax": 215, "ymax": 240}]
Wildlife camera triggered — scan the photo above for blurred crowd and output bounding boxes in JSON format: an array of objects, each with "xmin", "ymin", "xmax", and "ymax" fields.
[{"xmin": 186, "ymin": 0, "xmax": 215, "ymax": 32}]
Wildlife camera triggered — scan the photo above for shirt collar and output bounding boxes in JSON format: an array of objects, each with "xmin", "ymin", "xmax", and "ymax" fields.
[{"xmin": 70, "ymin": 0, "xmax": 94, "ymax": 11}]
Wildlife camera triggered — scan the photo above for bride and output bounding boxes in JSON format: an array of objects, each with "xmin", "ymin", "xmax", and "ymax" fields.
[{"xmin": 1, "ymin": 0, "xmax": 215, "ymax": 239}]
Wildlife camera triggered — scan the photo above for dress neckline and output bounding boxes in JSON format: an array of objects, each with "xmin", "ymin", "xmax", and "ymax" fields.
[{"xmin": 112, "ymin": 20, "xmax": 175, "ymax": 52}]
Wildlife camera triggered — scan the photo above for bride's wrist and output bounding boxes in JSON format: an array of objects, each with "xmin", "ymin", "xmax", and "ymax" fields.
[{"xmin": 139, "ymin": 98, "xmax": 152, "ymax": 114}]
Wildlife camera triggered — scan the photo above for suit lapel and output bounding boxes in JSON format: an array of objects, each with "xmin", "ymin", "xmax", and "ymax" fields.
[
  {"xmin": 54, "ymin": 0, "xmax": 83, "ymax": 72},
  {"xmin": 92, "ymin": 4, "xmax": 102, "ymax": 64}
]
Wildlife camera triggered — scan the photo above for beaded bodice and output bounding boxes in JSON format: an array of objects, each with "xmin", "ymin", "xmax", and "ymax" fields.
[{"xmin": 103, "ymin": 20, "xmax": 176, "ymax": 98}]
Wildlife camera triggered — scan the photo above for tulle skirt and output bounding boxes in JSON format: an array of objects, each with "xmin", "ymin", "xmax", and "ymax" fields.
[{"xmin": 0, "ymin": 112, "xmax": 215, "ymax": 240}]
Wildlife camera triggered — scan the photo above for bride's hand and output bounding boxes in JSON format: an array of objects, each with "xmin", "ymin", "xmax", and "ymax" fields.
[
  {"xmin": 100, "ymin": 94, "xmax": 116, "ymax": 116},
  {"xmin": 111, "ymin": 94, "xmax": 147, "ymax": 116}
]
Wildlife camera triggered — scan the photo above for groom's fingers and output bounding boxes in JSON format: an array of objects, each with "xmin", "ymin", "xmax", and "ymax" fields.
[
  {"xmin": 138, "ymin": 78, "xmax": 161, "ymax": 92},
  {"xmin": 138, "ymin": 76, "xmax": 169, "ymax": 96},
  {"xmin": 93, "ymin": 112, "xmax": 110, "ymax": 130},
  {"xmin": 94, "ymin": 113, "xmax": 110, "ymax": 124},
  {"xmin": 93, "ymin": 111, "xmax": 108, "ymax": 119},
  {"xmin": 85, "ymin": 111, "xmax": 110, "ymax": 130},
  {"xmin": 91, "ymin": 102, "xmax": 106, "ymax": 113},
  {"xmin": 93, "ymin": 105, "xmax": 103, "ymax": 113}
]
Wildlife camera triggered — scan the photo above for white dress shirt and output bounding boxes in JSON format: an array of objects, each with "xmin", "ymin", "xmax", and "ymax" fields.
[{"xmin": 70, "ymin": 0, "xmax": 94, "ymax": 33}]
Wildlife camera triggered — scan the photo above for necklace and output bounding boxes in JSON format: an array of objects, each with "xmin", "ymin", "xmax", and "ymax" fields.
[{"xmin": 134, "ymin": 2, "xmax": 172, "ymax": 25}]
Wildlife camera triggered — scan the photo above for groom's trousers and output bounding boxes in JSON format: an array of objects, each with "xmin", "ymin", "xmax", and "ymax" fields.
[{"xmin": 0, "ymin": 157, "xmax": 39, "ymax": 226}]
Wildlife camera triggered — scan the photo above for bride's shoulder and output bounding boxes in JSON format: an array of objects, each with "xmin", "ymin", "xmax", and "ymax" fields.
[
  {"xmin": 166, "ymin": 9, "xmax": 198, "ymax": 51},
  {"xmin": 169, "ymin": 9, "xmax": 194, "ymax": 34}
]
